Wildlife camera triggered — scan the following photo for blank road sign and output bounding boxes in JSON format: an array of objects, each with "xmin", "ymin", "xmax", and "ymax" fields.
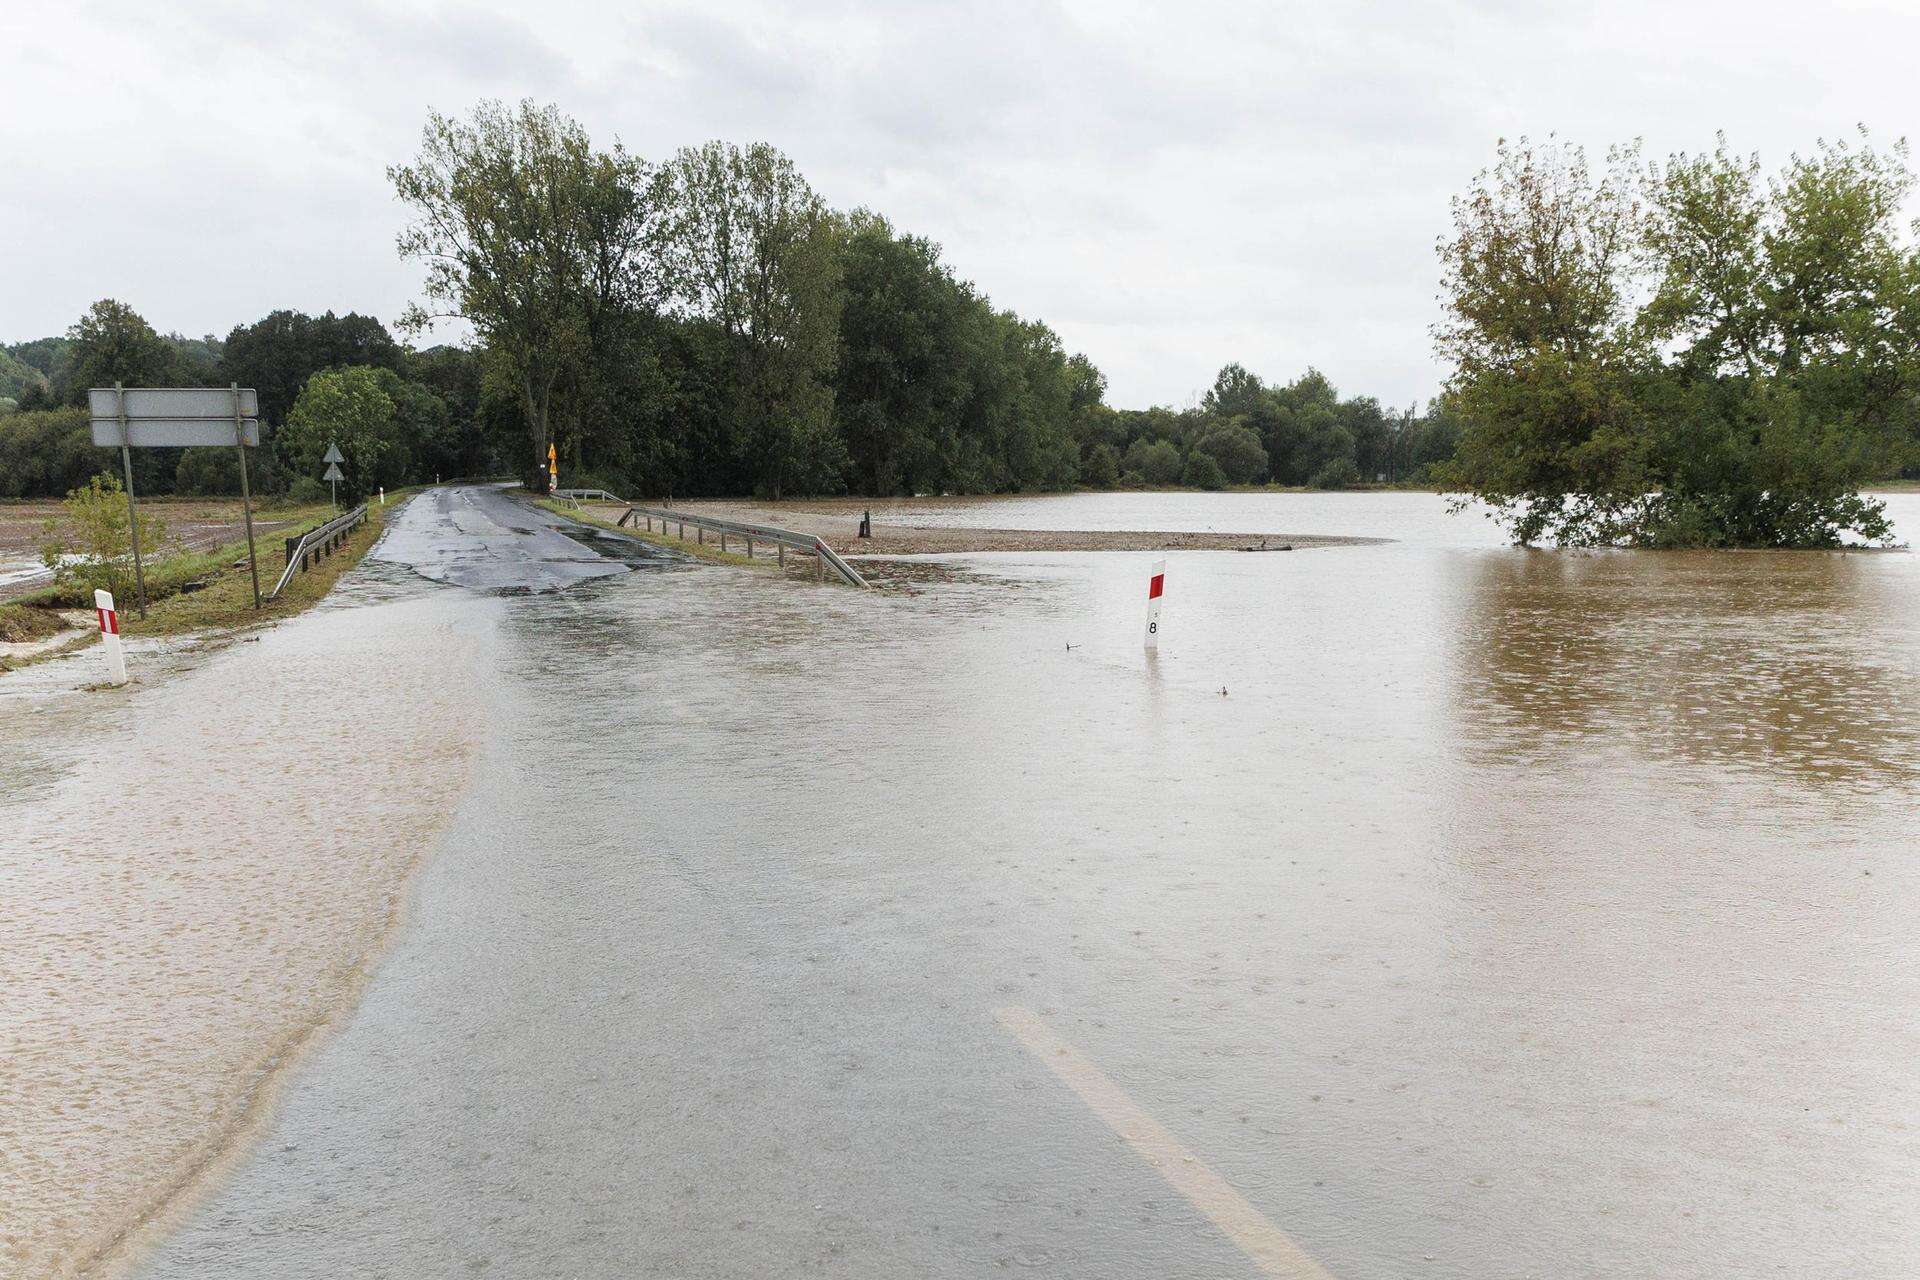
[{"xmin": 89, "ymin": 387, "xmax": 261, "ymax": 448}]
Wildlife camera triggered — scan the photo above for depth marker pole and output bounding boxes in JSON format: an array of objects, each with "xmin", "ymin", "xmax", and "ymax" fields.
[{"xmin": 1144, "ymin": 558, "xmax": 1166, "ymax": 649}]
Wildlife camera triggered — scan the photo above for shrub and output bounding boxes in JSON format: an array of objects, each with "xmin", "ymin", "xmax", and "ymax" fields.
[
  {"xmin": 1081, "ymin": 442, "xmax": 1119, "ymax": 489},
  {"xmin": 174, "ymin": 446, "xmax": 244, "ymax": 495},
  {"xmin": 1309, "ymin": 456, "xmax": 1360, "ymax": 490},
  {"xmin": 1194, "ymin": 424, "xmax": 1268, "ymax": 485},
  {"xmin": 38, "ymin": 472, "xmax": 171, "ymax": 603},
  {"xmin": 1182, "ymin": 451, "xmax": 1228, "ymax": 490},
  {"xmin": 288, "ymin": 475, "xmax": 329, "ymax": 505},
  {"xmin": 1123, "ymin": 438, "xmax": 1183, "ymax": 487}
]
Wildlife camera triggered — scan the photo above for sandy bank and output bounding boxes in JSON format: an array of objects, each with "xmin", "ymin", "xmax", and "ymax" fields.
[{"xmin": 660, "ymin": 497, "xmax": 1386, "ymax": 555}]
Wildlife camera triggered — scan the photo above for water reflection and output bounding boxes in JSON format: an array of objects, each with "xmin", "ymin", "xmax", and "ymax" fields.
[{"xmin": 1446, "ymin": 550, "xmax": 1920, "ymax": 790}]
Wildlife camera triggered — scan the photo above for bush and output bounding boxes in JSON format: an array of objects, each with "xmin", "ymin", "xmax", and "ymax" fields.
[
  {"xmin": 1119, "ymin": 469, "xmax": 1145, "ymax": 488},
  {"xmin": 288, "ymin": 475, "xmax": 329, "ymax": 505},
  {"xmin": 1081, "ymin": 443, "xmax": 1119, "ymax": 489},
  {"xmin": 174, "ymin": 446, "xmax": 244, "ymax": 495},
  {"xmin": 1194, "ymin": 424, "xmax": 1268, "ymax": 485},
  {"xmin": 1182, "ymin": 451, "xmax": 1228, "ymax": 490},
  {"xmin": 38, "ymin": 472, "xmax": 171, "ymax": 604},
  {"xmin": 1309, "ymin": 456, "xmax": 1359, "ymax": 490},
  {"xmin": 0, "ymin": 407, "xmax": 100, "ymax": 499},
  {"xmin": 1123, "ymin": 438, "xmax": 1184, "ymax": 487}
]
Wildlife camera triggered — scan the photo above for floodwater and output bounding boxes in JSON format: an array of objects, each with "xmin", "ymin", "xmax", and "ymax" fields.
[{"xmin": 7, "ymin": 487, "xmax": 1919, "ymax": 1278}]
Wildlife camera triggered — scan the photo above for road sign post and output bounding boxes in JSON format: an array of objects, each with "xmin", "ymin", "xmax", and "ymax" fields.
[
  {"xmin": 322, "ymin": 443, "xmax": 345, "ymax": 511},
  {"xmin": 91, "ymin": 385, "xmax": 262, "ymax": 618},
  {"xmin": 112, "ymin": 384, "xmax": 148, "ymax": 618},
  {"xmin": 231, "ymin": 384, "xmax": 260, "ymax": 608}
]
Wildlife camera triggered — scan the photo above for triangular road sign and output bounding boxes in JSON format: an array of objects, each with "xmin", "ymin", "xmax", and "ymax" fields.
[
  {"xmin": 322, "ymin": 443, "xmax": 345, "ymax": 464},
  {"xmin": 323, "ymin": 462, "xmax": 345, "ymax": 482}
]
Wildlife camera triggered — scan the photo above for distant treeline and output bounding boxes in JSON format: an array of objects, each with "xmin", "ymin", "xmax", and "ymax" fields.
[{"xmin": 0, "ymin": 98, "xmax": 1469, "ymax": 506}]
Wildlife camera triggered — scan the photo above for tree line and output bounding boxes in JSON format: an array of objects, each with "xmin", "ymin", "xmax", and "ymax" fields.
[{"xmin": 2, "ymin": 98, "xmax": 1458, "ymax": 506}]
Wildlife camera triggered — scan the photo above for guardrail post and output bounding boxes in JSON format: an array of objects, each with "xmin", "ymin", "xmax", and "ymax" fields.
[
  {"xmin": 778, "ymin": 543, "xmax": 785, "ymax": 567},
  {"xmin": 815, "ymin": 552, "xmax": 824, "ymax": 582}
]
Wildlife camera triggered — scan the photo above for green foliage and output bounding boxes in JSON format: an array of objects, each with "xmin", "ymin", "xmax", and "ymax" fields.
[
  {"xmin": 63, "ymin": 300, "xmax": 190, "ymax": 403},
  {"xmin": 1082, "ymin": 442, "xmax": 1120, "ymax": 488},
  {"xmin": 0, "ymin": 348, "xmax": 46, "ymax": 404},
  {"xmin": 1124, "ymin": 438, "xmax": 1184, "ymax": 486},
  {"xmin": 220, "ymin": 310, "xmax": 404, "ymax": 427},
  {"xmin": 667, "ymin": 140, "xmax": 843, "ymax": 498},
  {"xmin": 173, "ymin": 447, "xmax": 244, "ymax": 495},
  {"xmin": 1439, "ymin": 133, "xmax": 1919, "ymax": 546},
  {"xmin": 282, "ymin": 367, "xmax": 398, "ymax": 503},
  {"xmin": 1194, "ymin": 424, "xmax": 1267, "ymax": 485},
  {"xmin": 1182, "ymin": 450, "xmax": 1227, "ymax": 490},
  {"xmin": 0, "ymin": 408, "xmax": 101, "ymax": 498},
  {"xmin": 39, "ymin": 472, "xmax": 170, "ymax": 602},
  {"xmin": 1310, "ymin": 456, "xmax": 1360, "ymax": 490}
]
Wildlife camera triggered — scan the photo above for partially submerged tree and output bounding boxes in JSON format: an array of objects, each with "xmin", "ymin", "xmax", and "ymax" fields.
[{"xmin": 1438, "ymin": 132, "xmax": 1919, "ymax": 546}]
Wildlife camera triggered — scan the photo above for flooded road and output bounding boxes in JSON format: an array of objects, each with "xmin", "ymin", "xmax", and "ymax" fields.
[{"xmin": 110, "ymin": 491, "xmax": 1920, "ymax": 1279}]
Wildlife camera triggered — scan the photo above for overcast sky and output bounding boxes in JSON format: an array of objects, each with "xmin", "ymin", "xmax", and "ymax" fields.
[{"xmin": 3, "ymin": 0, "xmax": 1916, "ymax": 408}]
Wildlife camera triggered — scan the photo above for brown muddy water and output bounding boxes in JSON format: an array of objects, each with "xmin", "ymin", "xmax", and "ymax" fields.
[{"xmin": 6, "ymin": 488, "xmax": 1920, "ymax": 1279}]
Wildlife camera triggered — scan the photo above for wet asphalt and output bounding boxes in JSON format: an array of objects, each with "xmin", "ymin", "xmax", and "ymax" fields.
[{"xmin": 369, "ymin": 484, "xmax": 679, "ymax": 592}]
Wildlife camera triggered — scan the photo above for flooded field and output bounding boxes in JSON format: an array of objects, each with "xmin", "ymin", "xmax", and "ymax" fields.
[{"xmin": 5, "ymin": 487, "xmax": 1918, "ymax": 1278}]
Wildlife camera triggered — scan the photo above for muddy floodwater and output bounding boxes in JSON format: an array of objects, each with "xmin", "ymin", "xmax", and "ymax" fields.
[{"xmin": 6, "ymin": 488, "xmax": 1919, "ymax": 1279}]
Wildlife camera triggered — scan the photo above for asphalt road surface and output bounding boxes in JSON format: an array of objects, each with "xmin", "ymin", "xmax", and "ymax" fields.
[{"xmin": 370, "ymin": 484, "xmax": 678, "ymax": 591}]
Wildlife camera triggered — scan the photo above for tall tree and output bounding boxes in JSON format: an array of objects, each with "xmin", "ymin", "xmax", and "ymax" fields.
[
  {"xmin": 390, "ymin": 101, "xmax": 640, "ymax": 492},
  {"xmin": 666, "ymin": 141, "xmax": 844, "ymax": 498}
]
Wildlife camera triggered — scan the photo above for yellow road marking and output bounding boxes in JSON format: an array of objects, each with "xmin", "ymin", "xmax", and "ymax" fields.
[{"xmin": 995, "ymin": 1006, "xmax": 1335, "ymax": 1279}]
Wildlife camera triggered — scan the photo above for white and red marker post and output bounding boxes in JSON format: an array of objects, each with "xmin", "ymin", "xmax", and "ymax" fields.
[
  {"xmin": 94, "ymin": 588, "xmax": 128, "ymax": 685},
  {"xmin": 1144, "ymin": 558, "xmax": 1165, "ymax": 649}
]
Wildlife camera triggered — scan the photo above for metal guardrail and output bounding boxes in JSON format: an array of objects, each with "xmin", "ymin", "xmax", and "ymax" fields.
[
  {"xmin": 551, "ymin": 488, "xmax": 624, "ymax": 507},
  {"xmin": 618, "ymin": 504, "xmax": 869, "ymax": 587},
  {"xmin": 267, "ymin": 504, "xmax": 368, "ymax": 599}
]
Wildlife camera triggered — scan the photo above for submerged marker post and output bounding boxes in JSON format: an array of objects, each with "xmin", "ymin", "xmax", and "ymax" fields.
[
  {"xmin": 1144, "ymin": 558, "xmax": 1165, "ymax": 649},
  {"xmin": 94, "ymin": 589, "xmax": 127, "ymax": 685}
]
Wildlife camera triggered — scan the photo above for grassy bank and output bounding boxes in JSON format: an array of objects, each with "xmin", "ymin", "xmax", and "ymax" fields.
[{"xmin": 4, "ymin": 494, "xmax": 408, "ymax": 656}]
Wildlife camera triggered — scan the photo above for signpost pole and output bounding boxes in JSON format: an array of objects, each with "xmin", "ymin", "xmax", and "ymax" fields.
[
  {"xmin": 115, "ymin": 382, "xmax": 149, "ymax": 619},
  {"xmin": 231, "ymin": 383, "xmax": 261, "ymax": 609}
]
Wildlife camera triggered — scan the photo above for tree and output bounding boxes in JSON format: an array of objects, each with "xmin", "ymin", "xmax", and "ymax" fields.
[
  {"xmin": 38, "ymin": 472, "xmax": 170, "ymax": 603},
  {"xmin": 63, "ymin": 300, "xmax": 185, "ymax": 403},
  {"xmin": 1436, "ymin": 138, "xmax": 1651, "ymax": 544},
  {"xmin": 1439, "ymin": 133, "xmax": 1914, "ymax": 546},
  {"xmin": 220, "ymin": 310, "xmax": 404, "ymax": 427},
  {"xmin": 1202, "ymin": 363, "xmax": 1266, "ymax": 419},
  {"xmin": 280, "ymin": 367, "xmax": 401, "ymax": 503},
  {"xmin": 1124, "ymin": 438, "xmax": 1183, "ymax": 486},
  {"xmin": 834, "ymin": 211, "xmax": 975, "ymax": 495},
  {"xmin": 666, "ymin": 141, "xmax": 844, "ymax": 498},
  {"xmin": 390, "ymin": 101, "xmax": 645, "ymax": 492},
  {"xmin": 1194, "ymin": 423, "xmax": 1268, "ymax": 485},
  {"xmin": 1182, "ymin": 450, "xmax": 1227, "ymax": 489}
]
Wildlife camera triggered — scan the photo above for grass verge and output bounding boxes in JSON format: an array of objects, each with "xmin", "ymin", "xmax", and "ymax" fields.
[{"xmin": 4, "ymin": 495, "xmax": 411, "ymax": 649}]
